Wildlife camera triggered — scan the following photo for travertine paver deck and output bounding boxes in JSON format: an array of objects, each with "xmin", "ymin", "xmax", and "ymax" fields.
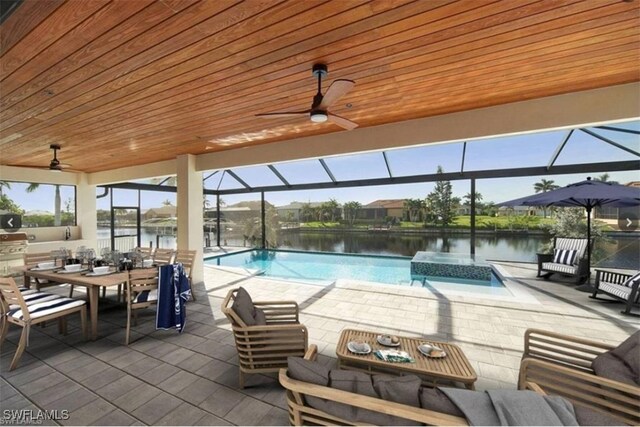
[{"xmin": 1, "ymin": 261, "xmax": 638, "ymax": 425}]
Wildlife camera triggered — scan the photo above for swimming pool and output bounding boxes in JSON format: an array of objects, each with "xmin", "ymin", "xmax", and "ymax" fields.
[{"xmin": 205, "ymin": 249, "xmax": 507, "ymax": 294}]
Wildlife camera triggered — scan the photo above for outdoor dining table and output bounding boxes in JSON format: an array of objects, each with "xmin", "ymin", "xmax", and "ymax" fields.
[{"xmin": 21, "ymin": 266, "xmax": 129, "ymax": 340}]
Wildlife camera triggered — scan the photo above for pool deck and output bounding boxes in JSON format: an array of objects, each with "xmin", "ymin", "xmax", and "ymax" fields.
[{"xmin": 1, "ymin": 261, "xmax": 638, "ymax": 425}]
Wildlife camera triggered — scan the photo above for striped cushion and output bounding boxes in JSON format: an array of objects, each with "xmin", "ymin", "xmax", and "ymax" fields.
[
  {"xmin": 8, "ymin": 297, "xmax": 85, "ymax": 320},
  {"xmin": 622, "ymin": 272, "xmax": 640, "ymax": 288},
  {"xmin": 600, "ymin": 282, "xmax": 633, "ymax": 300},
  {"xmin": 542, "ymin": 262, "xmax": 578, "ymax": 275},
  {"xmin": 555, "ymin": 238, "xmax": 588, "ymax": 261},
  {"xmin": 18, "ymin": 286, "xmax": 38, "ymax": 296},
  {"xmin": 9, "ymin": 292, "xmax": 60, "ymax": 310},
  {"xmin": 133, "ymin": 289, "xmax": 157, "ymax": 304},
  {"xmin": 553, "ymin": 249, "xmax": 578, "ymax": 266}
]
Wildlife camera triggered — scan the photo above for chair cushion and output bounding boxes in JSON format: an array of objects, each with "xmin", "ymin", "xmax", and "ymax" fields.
[
  {"xmin": 18, "ymin": 286, "xmax": 37, "ymax": 296},
  {"xmin": 10, "ymin": 292, "xmax": 60, "ymax": 310},
  {"xmin": 610, "ymin": 330, "xmax": 640, "ymax": 381},
  {"xmin": 574, "ymin": 405, "xmax": 623, "ymax": 426},
  {"xmin": 133, "ymin": 289, "xmax": 157, "ymax": 303},
  {"xmin": 420, "ymin": 387, "xmax": 465, "ymax": 417},
  {"xmin": 599, "ymin": 282, "xmax": 632, "ymax": 300},
  {"xmin": 254, "ymin": 307, "xmax": 267, "ymax": 326},
  {"xmin": 373, "ymin": 374, "xmax": 421, "ymax": 407},
  {"xmin": 553, "ymin": 248, "xmax": 578, "ymax": 266},
  {"xmin": 8, "ymin": 297, "xmax": 85, "ymax": 320},
  {"xmin": 231, "ymin": 287, "xmax": 257, "ymax": 326},
  {"xmin": 622, "ymin": 272, "xmax": 640, "ymax": 288},
  {"xmin": 542, "ymin": 262, "xmax": 578, "ymax": 275},
  {"xmin": 591, "ymin": 353, "xmax": 637, "ymax": 386}
]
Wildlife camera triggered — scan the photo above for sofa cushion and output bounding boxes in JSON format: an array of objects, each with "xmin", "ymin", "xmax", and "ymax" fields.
[
  {"xmin": 287, "ymin": 357, "xmax": 329, "ymax": 386},
  {"xmin": 330, "ymin": 369, "xmax": 377, "ymax": 397},
  {"xmin": 231, "ymin": 287, "xmax": 256, "ymax": 326},
  {"xmin": 420, "ymin": 387, "xmax": 465, "ymax": 417},
  {"xmin": 373, "ymin": 374, "xmax": 421, "ymax": 407},
  {"xmin": 592, "ymin": 353, "xmax": 637, "ymax": 386}
]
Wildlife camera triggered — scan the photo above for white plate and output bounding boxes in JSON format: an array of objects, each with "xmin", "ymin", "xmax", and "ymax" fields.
[
  {"xmin": 85, "ymin": 270, "xmax": 115, "ymax": 276},
  {"xmin": 347, "ymin": 341, "xmax": 372, "ymax": 355},
  {"xmin": 57, "ymin": 268, "xmax": 88, "ymax": 274},
  {"xmin": 30, "ymin": 266, "xmax": 59, "ymax": 271},
  {"xmin": 376, "ymin": 335, "xmax": 400, "ymax": 347},
  {"xmin": 418, "ymin": 344, "xmax": 446, "ymax": 358}
]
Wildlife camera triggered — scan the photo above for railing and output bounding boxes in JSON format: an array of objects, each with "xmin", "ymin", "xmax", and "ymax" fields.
[{"xmin": 97, "ymin": 236, "xmax": 137, "ymax": 253}]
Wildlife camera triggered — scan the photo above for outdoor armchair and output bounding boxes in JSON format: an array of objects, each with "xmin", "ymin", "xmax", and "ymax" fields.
[
  {"xmin": 519, "ymin": 328, "xmax": 639, "ymax": 425},
  {"xmin": 590, "ymin": 269, "xmax": 639, "ymax": 315},
  {"xmin": 538, "ymin": 237, "xmax": 591, "ymax": 284},
  {"xmin": 222, "ymin": 287, "xmax": 308, "ymax": 388}
]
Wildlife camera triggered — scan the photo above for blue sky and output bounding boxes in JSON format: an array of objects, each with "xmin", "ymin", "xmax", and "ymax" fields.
[{"xmin": 5, "ymin": 123, "xmax": 639, "ymax": 212}]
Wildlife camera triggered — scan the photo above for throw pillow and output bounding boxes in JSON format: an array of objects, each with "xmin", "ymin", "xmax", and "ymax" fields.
[
  {"xmin": 231, "ymin": 287, "xmax": 256, "ymax": 326},
  {"xmin": 553, "ymin": 248, "xmax": 578, "ymax": 265},
  {"xmin": 610, "ymin": 330, "xmax": 640, "ymax": 382},
  {"xmin": 622, "ymin": 272, "xmax": 640, "ymax": 289}
]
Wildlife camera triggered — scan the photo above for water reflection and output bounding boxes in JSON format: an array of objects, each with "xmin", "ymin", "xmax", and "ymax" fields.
[{"xmin": 277, "ymin": 231, "xmax": 639, "ymax": 269}]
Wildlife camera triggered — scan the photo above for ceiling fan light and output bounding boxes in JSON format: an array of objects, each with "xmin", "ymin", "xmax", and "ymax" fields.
[{"xmin": 310, "ymin": 110, "xmax": 328, "ymax": 123}]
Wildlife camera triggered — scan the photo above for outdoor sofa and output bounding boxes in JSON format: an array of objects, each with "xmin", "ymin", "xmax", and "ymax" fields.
[
  {"xmin": 519, "ymin": 329, "xmax": 639, "ymax": 425},
  {"xmin": 590, "ymin": 269, "xmax": 640, "ymax": 315},
  {"xmin": 538, "ymin": 237, "xmax": 591, "ymax": 284},
  {"xmin": 280, "ymin": 343, "xmax": 624, "ymax": 426}
]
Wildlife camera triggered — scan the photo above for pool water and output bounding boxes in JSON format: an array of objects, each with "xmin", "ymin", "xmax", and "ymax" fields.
[{"xmin": 205, "ymin": 250, "xmax": 507, "ymax": 294}]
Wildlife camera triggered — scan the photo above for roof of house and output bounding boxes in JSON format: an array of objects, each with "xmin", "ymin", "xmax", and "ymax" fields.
[
  {"xmin": 276, "ymin": 202, "xmax": 323, "ymax": 209},
  {"xmin": 145, "ymin": 205, "xmax": 177, "ymax": 215},
  {"xmin": 363, "ymin": 199, "xmax": 405, "ymax": 209}
]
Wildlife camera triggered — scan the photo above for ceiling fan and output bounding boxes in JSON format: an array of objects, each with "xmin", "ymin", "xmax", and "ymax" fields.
[
  {"xmin": 256, "ymin": 64, "xmax": 358, "ymax": 130},
  {"xmin": 32, "ymin": 144, "xmax": 73, "ymax": 171}
]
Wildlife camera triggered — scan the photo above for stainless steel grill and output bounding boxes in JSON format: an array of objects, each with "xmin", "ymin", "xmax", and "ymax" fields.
[{"xmin": 0, "ymin": 233, "xmax": 29, "ymax": 276}]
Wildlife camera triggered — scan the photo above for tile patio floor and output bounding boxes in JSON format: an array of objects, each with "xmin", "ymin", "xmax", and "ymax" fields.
[{"xmin": 1, "ymin": 261, "xmax": 638, "ymax": 425}]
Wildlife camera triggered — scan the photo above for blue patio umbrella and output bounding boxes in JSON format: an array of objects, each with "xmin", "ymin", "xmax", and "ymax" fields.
[{"xmin": 498, "ymin": 177, "xmax": 640, "ymax": 272}]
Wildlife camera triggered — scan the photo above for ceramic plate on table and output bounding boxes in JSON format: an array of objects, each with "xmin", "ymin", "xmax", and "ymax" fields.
[
  {"xmin": 85, "ymin": 270, "xmax": 115, "ymax": 277},
  {"xmin": 30, "ymin": 266, "xmax": 59, "ymax": 271},
  {"xmin": 57, "ymin": 268, "xmax": 88, "ymax": 274},
  {"xmin": 418, "ymin": 344, "xmax": 446, "ymax": 358},
  {"xmin": 376, "ymin": 335, "xmax": 400, "ymax": 347},
  {"xmin": 347, "ymin": 341, "xmax": 372, "ymax": 355}
]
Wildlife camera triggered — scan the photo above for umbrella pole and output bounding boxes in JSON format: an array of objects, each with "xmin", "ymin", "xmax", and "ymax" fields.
[{"xmin": 586, "ymin": 206, "xmax": 592, "ymax": 281}]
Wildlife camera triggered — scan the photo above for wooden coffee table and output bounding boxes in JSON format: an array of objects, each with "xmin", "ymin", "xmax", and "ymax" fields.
[{"xmin": 336, "ymin": 329, "xmax": 477, "ymax": 390}]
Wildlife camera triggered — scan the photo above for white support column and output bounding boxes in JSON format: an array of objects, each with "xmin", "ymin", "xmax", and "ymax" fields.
[
  {"xmin": 176, "ymin": 154, "xmax": 203, "ymax": 285},
  {"xmin": 76, "ymin": 173, "xmax": 97, "ymax": 249}
]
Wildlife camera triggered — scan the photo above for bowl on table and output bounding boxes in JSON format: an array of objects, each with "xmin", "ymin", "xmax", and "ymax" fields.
[
  {"xmin": 64, "ymin": 264, "xmax": 82, "ymax": 272},
  {"xmin": 37, "ymin": 262, "xmax": 55, "ymax": 269},
  {"xmin": 92, "ymin": 266, "xmax": 110, "ymax": 274}
]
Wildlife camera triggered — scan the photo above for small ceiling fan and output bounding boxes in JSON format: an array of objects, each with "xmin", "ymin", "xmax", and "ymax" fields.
[{"xmin": 256, "ymin": 64, "xmax": 358, "ymax": 130}]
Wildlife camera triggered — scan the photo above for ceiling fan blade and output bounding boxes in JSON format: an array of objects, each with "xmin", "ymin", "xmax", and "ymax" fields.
[
  {"xmin": 318, "ymin": 79, "xmax": 354, "ymax": 109},
  {"xmin": 256, "ymin": 110, "xmax": 309, "ymax": 118},
  {"xmin": 328, "ymin": 113, "xmax": 358, "ymax": 130}
]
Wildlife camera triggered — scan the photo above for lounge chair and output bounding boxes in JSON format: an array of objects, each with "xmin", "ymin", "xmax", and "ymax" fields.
[
  {"xmin": 590, "ymin": 269, "xmax": 640, "ymax": 315},
  {"xmin": 222, "ymin": 287, "xmax": 307, "ymax": 388},
  {"xmin": 537, "ymin": 237, "xmax": 591, "ymax": 284},
  {"xmin": 519, "ymin": 328, "xmax": 639, "ymax": 425}
]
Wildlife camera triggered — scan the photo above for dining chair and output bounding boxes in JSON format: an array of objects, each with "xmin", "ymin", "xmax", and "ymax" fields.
[
  {"xmin": 175, "ymin": 249, "xmax": 197, "ymax": 301},
  {"xmin": 153, "ymin": 248, "xmax": 175, "ymax": 265},
  {"xmin": 134, "ymin": 246, "xmax": 156, "ymax": 260},
  {"xmin": 0, "ymin": 277, "xmax": 87, "ymax": 370},
  {"xmin": 125, "ymin": 269, "xmax": 159, "ymax": 345},
  {"xmin": 23, "ymin": 252, "xmax": 57, "ymax": 291}
]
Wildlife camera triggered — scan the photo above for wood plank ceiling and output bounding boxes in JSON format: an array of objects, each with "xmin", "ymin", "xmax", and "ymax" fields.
[{"xmin": 0, "ymin": 0, "xmax": 638, "ymax": 173}]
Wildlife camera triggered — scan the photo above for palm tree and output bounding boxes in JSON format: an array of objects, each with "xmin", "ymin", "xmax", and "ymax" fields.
[
  {"xmin": 26, "ymin": 183, "xmax": 62, "ymax": 226},
  {"xmin": 0, "ymin": 181, "xmax": 11, "ymax": 197},
  {"xmin": 533, "ymin": 179, "xmax": 559, "ymax": 218},
  {"xmin": 403, "ymin": 198, "xmax": 424, "ymax": 222},
  {"xmin": 595, "ymin": 173, "xmax": 619, "ymax": 184},
  {"xmin": 342, "ymin": 201, "xmax": 361, "ymax": 226}
]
